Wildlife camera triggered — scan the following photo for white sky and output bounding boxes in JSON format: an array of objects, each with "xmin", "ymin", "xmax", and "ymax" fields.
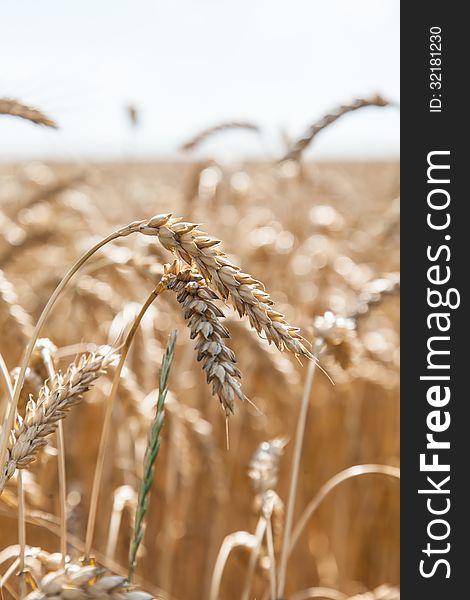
[{"xmin": 0, "ymin": 0, "xmax": 399, "ymax": 160}]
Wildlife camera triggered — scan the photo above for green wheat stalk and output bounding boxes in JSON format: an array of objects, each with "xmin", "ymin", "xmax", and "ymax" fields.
[{"xmin": 128, "ymin": 330, "xmax": 177, "ymax": 582}]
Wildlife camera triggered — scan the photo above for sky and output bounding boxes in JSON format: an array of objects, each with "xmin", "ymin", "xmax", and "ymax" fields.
[{"xmin": 0, "ymin": 0, "xmax": 399, "ymax": 160}]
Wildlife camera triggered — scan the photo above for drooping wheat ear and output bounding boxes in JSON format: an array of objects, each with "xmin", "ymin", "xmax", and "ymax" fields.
[
  {"xmin": 249, "ymin": 437, "xmax": 287, "ymax": 495},
  {"xmin": 181, "ymin": 121, "xmax": 260, "ymax": 152},
  {"xmin": 117, "ymin": 214, "xmax": 312, "ymax": 360},
  {"xmin": 0, "ymin": 349, "xmax": 116, "ymax": 494},
  {"xmin": 249, "ymin": 438, "xmax": 286, "ymax": 556},
  {"xmin": 350, "ymin": 272, "xmax": 400, "ymax": 321},
  {"xmin": 128, "ymin": 330, "xmax": 176, "ymax": 582},
  {"xmin": 281, "ymin": 94, "xmax": 390, "ymax": 162},
  {"xmin": 163, "ymin": 261, "xmax": 246, "ymax": 416},
  {"xmin": 24, "ymin": 564, "xmax": 155, "ymax": 600},
  {"xmin": 313, "ymin": 311, "xmax": 359, "ymax": 370},
  {"xmin": 0, "ymin": 98, "xmax": 58, "ymax": 128}
]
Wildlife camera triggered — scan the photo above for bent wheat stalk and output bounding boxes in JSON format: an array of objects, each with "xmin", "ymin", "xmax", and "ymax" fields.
[
  {"xmin": 277, "ymin": 338, "xmax": 323, "ymax": 598},
  {"xmin": 0, "ymin": 231, "xmax": 124, "ymax": 475},
  {"xmin": 288, "ymin": 464, "xmax": 400, "ymax": 557},
  {"xmin": 209, "ymin": 531, "xmax": 260, "ymax": 600},
  {"xmin": 85, "ymin": 284, "xmax": 165, "ymax": 559}
]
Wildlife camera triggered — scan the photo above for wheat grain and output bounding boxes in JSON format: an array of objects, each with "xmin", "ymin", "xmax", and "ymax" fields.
[
  {"xmin": 0, "ymin": 98, "xmax": 57, "ymax": 129},
  {"xmin": 0, "ymin": 349, "xmax": 116, "ymax": 494}
]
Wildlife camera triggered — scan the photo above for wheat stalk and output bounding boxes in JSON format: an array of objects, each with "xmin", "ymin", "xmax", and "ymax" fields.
[
  {"xmin": 128, "ymin": 330, "xmax": 176, "ymax": 582},
  {"xmin": 289, "ymin": 464, "xmax": 400, "ymax": 559},
  {"xmin": 281, "ymin": 94, "xmax": 390, "ymax": 162},
  {"xmin": 181, "ymin": 121, "xmax": 260, "ymax": 152},
  {"xmin": 0, "ymin": 349, "xmax": 116, "ymax": 494},
  {"xmin": 0, "ymin": 98, "xmax": 57, "ymax": 128},
  {"xmin": 277, "ymin": 338, "xmax": 323, "ymax": 598}
]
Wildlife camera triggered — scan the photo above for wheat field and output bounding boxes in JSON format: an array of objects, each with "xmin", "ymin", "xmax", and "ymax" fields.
[{"xmin": 0, "ymin": 103, "xmax": 399, "ymax": 600}]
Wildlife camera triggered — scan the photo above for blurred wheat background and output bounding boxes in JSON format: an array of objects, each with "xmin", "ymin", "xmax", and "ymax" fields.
[{"xmin": 0, "ymin": 2, "xmax": 399, "ymax": 599}]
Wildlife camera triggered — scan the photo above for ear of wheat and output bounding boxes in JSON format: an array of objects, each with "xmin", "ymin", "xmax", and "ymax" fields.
[
  {"xmin": 0, "ymin": 98, "xmax": 57, "ymax": 128},
  {"xmin": 117, "ymin": 214, "xmax": 312, "ymax": 361},
  {"xmin": 313, "ymin": 311, "xmax": 359, "ymax": 370},
  {"xmin": 281, "ymin": 94, "xmax": 390, "ymax": 162},
  {"xmin": 163, "ymin": 261, "xmax": 245, "ymax": 416},
  {"xmin": 351, "ymin": 272, "xmax": 400, "ymax": 320},
  {"xmin": 249, "ymin": 437, "xmax": 287, "ymax": 495},
  {"xmin": 180, "ymin": 121, "xmax": 260, "ymax": 152},
  {"xmin": 24, "ymin": 564, "xmax": 155, "ymax": 600},
  {"xmin": 0, "ymin": 349, "xmax": 116, "ymax": 494}
]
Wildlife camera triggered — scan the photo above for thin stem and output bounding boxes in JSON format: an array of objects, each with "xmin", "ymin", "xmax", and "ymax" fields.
[
  {"xmin": 105, "ymin": 502, "xmax": 125, "ymax": 562},
  {"xmin": 277, "ymin": 339, "xmax": 322, "ymax": 598},
  {"xmin": 18, "ymin": 472, "xmax": 26, "ymax": 599},
  {"xmin": 265, "ymin": 513, "xmax": 277, "ymax": 600},
  {"xmin": 105, "ymin": 486, "xmax": 136, "ymax": 560},
  {"xmin": 0, "ymin": 558, "xmax": 20, "ymax": 592},
  {"xmin": 0, "ymin": 231, "xmax": 121, "ymax": 473},
  {"xmin": 84, "ymin": 283, "xmax": 165, "ymax": 559},
  {"xmin": 288, "ymin": 464, "xmax": 400, "ymax": 557},
  {"xmin": 240, "ymin": 517, "xmax": 267, "ymax": 600},
  {"xmin": 40, "ymin": 349, "xmax": 67, "ymax": 566},
  {"xmin": 0, "ymin": 361, "xmax": 26, "ymax": 597},
  {"xmin": 210, "ymin": 531, "xmax": 259, "ymax": 600},
  {"xmin": 0, "ymin": 352, "xmax": 12, "ymax": 423},
  {"xmin": 56, "ymin": 422, "xmax": 67, "ymax": 565}
]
